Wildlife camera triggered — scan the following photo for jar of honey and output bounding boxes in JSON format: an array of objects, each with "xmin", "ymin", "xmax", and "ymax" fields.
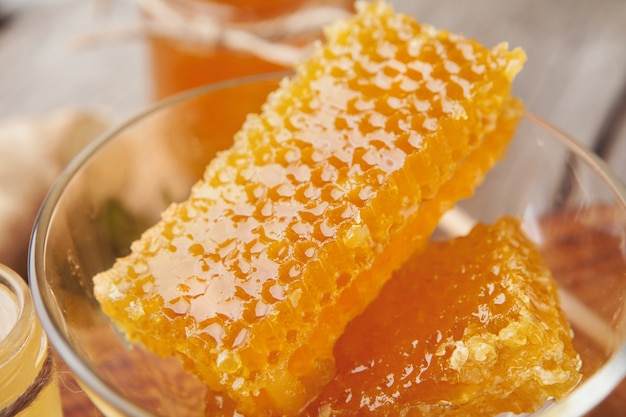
[
  {"xmin": 0, "ymin": 264, "xmax": 63, "ymax": 417},
  {"xmin": 138, "ymin": 0, "xmax": 355, "ymax": 100}
]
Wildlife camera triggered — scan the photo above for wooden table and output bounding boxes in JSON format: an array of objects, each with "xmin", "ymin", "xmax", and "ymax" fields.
[{"xmin": 2, "ymin": 0, "xmax": 626, "ymax": 415}]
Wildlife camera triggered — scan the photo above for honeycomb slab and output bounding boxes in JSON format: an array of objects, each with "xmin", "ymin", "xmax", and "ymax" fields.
[{"xmin": 304, "ymin": 217, "xmax": 582, "ymax": 416}]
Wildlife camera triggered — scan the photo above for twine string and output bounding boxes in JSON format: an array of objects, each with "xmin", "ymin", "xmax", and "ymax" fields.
[
  {"xmin": 0, "ymin": 348, "xmax": 55, "ymax": 417},
  {"xmin": 138, "ymin": 0, "xmax": 352, "ymax": 65}
]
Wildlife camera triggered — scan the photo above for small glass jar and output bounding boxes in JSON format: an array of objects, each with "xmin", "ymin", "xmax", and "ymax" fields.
[
  {"xmin": 138, "ymin": 0, "xmax": 355, "ymax": 99},
  {"xmin": 0, "ymin": 264, "xmax": 62, "ymax": 417}
]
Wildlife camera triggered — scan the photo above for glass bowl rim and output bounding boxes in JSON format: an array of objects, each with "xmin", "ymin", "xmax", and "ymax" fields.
[{"xmin": 27, "ymin": 71, "xmax": 626, "ymax": 417}]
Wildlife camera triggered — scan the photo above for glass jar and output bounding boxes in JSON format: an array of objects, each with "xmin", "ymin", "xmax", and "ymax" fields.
[
  {"xmin": 0, "ymin": 264, "xmax": 62, "ymax": 417},
  {"xmin": 138, "ymin": 0, "xmax": 355, "ymax": 99}
]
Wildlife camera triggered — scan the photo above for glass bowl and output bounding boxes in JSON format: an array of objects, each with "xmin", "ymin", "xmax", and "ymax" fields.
[{"xmin": 29, "ymin": 73, "xmax": 626, "ymax": 417}]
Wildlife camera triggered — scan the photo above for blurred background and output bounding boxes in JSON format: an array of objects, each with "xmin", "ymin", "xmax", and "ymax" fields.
[
  {"xmin": 1, "ymin": 1, "xmax": 625, "ymax": 149},
  {"xmin": 0, "ymin": 0, "xmax": 625, "ymax": 415}
]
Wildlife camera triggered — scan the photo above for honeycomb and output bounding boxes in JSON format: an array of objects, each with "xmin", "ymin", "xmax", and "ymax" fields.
[
  {"xmin": 304, "ymin": 217, "xmax": 582, "ymax": 416},
  {"xmin": 93, "ymin": 1, "xmax": 526, "ymax": 415},
  {"xmin": 202, "ymin": 97, "xmax": 525, "ymax": 417}
]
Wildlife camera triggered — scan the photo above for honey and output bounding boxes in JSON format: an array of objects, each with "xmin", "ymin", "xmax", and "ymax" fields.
[
  {"xmin": 304, "ymin": 217, "xmax": 582, "ymax": 416},
  {"xmin": 94, "ymin": 1, "xmax": 525, "ymax": 415},
  {"xmin": 141, "ymin": 0, "xmax": 355, "ymax": 99}
]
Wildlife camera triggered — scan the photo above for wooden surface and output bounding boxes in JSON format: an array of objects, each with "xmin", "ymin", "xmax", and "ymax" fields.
[{"xmin": 2, "ymin": 0, "xmax": 626, "ymax": 415}]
